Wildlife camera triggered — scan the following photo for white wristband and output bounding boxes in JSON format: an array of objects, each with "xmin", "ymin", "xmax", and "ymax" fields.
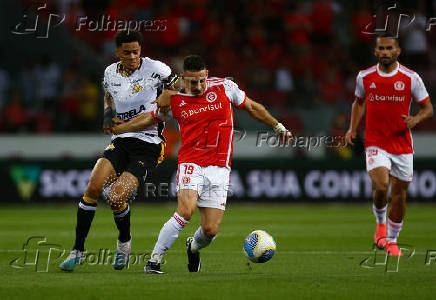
[{"xmin": 273, "ymin": 122, "xmax": 286, "ymax": 134}]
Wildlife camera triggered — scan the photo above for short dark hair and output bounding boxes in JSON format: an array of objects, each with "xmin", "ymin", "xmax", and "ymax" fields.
[
  {"xmin": 115, "ymin": 30, "xmax": 143, "ymax": 48},
  {"xmin": 375, "ymin": 32, "xmax": 399, "ymax": 47},
  {"xmin": 183, "ymin": 55, "xmax": 206, "ymax": 71}
]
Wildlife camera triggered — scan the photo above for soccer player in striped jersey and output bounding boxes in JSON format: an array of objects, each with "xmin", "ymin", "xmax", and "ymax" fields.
[
  {"xmin": 60, "ymin": 30, "xmax": 178, "ymax": 271},
  {"xmin": 346, "ymin": 33, "xmax": 433, "ymax": 256},
  {"xmin": 111, "ymin": 55, "xmax": 292, "ymax": 273}
]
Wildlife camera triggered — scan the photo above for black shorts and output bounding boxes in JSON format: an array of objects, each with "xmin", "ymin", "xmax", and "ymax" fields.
[{"xmin": 103, "ymin": 137, "xmax": 164, "ymax": 180}]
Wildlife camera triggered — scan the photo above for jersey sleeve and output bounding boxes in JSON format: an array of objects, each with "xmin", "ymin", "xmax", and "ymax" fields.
[
  {"xmin": 149, "ymin": 59, "xmax": 178, "ymax": 88},
  {"xmin": 354, "ymin": 72, "xmax": 365, "ymax": 100},
  {"xmin": 224, "ymin": 79, "xmax": 246, "ymax": 108},
  {"xmin": 151, "ymin": 109, "xmax": 173, "ymax": 122},
  {"xmin": 411, "ymin": 73, "xmax": 430, "ymax": 103}
]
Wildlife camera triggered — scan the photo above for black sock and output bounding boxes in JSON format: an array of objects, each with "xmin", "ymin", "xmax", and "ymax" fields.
[
  {"xmin": 73, "ymin": 197, "xmax": 97, "ymax": 251},
  {"xmin": 113, "ymin": 204, "xmax": 131, "ymax": 243}
]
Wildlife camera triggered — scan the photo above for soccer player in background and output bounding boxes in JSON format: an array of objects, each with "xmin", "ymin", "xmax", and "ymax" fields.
[
  {"xmin": 345, "ymin": 33, "xmax": 433, "ymax": 256},
  {"xmin": 111, "ymin": 55, "xmax": 292, "ymax": 273},
  {"xmin": 60, "ymin": 30, "xmax": 178, "ymax": 271}
]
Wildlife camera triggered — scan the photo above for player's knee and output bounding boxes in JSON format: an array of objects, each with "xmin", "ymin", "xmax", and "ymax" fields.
[
  {"xmin": 202, "ymin": 224, "xmax": 219, "ymax": 237},
  {"xmin": 108, "ymin": 185, "xmax": 125, "ymax": 207},
  {"xmin": 373, "ymin": 181, "xmax": 389, "ymax": 194},
  {"xmin": 86, "ymin": 180, "xmax": 103, "ymax": 199},
  {"xmin": 177, "ymin": 208, "xmax": 194, "ymax": 221}
]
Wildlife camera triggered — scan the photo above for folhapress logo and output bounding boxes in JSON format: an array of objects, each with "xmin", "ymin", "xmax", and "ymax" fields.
[{"xmin": 368, "ymin": 93, "xmax": 405, "ymax": 102}]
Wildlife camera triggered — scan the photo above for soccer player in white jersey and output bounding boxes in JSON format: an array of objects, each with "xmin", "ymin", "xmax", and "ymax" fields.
[
  {"xmin": 345, "ymin": 33, "xmax": 433, "ymax": 256},
  {"xmin": 60, "ymin": 30, "xmax": 178, "ymax": 271},
  {"xmin": 111, "ymin": 55, "xmax": 292, "ymax": 273}
]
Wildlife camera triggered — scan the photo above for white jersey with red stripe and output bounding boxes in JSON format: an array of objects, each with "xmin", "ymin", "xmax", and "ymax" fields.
[
  {"xmin": 354, "ymin": 63, "xmax": 430, "ymax": 154},
  {"xmin": 153, "ymin": 77, "xmax": 246, "ymax": 167}
]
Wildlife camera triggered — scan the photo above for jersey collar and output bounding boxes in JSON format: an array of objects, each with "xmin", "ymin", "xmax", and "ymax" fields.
[{"xmin": 377, "ymin": 62, "xmax": 399, "ymax": 77}]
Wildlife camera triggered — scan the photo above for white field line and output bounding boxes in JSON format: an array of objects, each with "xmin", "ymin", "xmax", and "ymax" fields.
[{"xmin": 0, "ymin": 249, "xmax": 429, "ymax": 255}]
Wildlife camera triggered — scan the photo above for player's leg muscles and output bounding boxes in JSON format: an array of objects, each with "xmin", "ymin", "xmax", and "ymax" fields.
[
  {"xmin": 368, "ymin": 166, "xmax": 390, "ymax": 208},
  {"xmin": 73, "ymin": 158, "xmax": 116, "ymax": 251},
  {"xmin": 199, "ymin": 207, "xmax": 224, "ymax": 237},
  {"xmin": 176, "ymin": 189, "xmax": 199, "ymax": 221},
  {"xmin": 85, "ymin": 157, "xmax": 117, "ymax": 199},
  {"xmin": 149, "ymin": 189, "xmax": 198, "ymax": 262},
  {"xmin": 189, "ymin": 207, "xmax": 224, "ymax": 253},
  {"xmin": 108, "ymin": 171, "xmax": 138, "ymax": 211},
  {"xmin": 108, "ymin": 171, "xmax": 138, "ymax": 243},
  {"xmin": 389, "ymin": 177, "xmax": 409, "ymax": 222}
]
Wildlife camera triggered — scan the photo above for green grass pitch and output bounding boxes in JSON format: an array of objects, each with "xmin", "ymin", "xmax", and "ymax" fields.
[{"xmin": 1, "ymin": 203, "xmax": 435, "ymax": 300}]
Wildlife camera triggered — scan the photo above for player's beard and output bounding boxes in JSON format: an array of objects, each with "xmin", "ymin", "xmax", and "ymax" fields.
[{"xmin": 379, "ymin": 56, "xmax": 397, "ymax": 68}]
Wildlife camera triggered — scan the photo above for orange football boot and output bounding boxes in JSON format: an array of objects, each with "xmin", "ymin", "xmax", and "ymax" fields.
[
  {"xmin": 374, "ymin": 223, "xmax": 387, "ymax": 249},
  {"xmin": 385, "ymin": 242, "xmax": 403, "ymax": 256}
]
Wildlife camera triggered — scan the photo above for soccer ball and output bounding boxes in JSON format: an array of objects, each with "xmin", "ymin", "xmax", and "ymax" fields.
[{"xmin": 243, "ymin": 230, "xmax": 276, "ymax": 263}]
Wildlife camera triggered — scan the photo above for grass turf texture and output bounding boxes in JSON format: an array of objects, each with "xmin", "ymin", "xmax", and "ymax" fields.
[{"xmin": 0, "ymin": 203, "xmax": 435, "ymax": 300}]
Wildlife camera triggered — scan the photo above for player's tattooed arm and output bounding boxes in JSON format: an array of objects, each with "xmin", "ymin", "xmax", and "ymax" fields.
[
  {"xmin": 241, "ymin": 97, "xmax": 292, "ymax": 143},
  {"xmin": 345, "ymin": 97, "xmax": 366, "ymax": 145},
  {"xmin": 401, "ymin": 99, "xmax": 434, "ymax": 129},
  {"xmin": 111, "ymin": 113, "xmax": 157, "ymax": 134},
  {"xmin": 103, "ymin": 91, "xmax": 116, "ymax": 134}
]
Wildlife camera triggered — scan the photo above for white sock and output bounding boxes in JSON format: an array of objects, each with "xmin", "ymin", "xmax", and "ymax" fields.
[
  {"xmin": 387, "ymin": 218, "xmax": 403, "ymax": 243},
  {"xmin": 150, "ymin": 212, "xmax": 189, "ymax": 262},
  {"xmin": 372, "ymin": 203, "xmax": 387, "ymax": 224},
  {"xmin": 190, "ymin": 226, "xmax": 215, "ymax": 253}
]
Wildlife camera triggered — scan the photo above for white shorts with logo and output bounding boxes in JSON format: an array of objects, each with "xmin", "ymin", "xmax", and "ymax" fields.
[
  {"xmin": 176, "ymin": 163, "xmax": 230, "ymax": 210},
  {"xmin": 365, "ymin": 146, "xmax": 413, "ymax": 182}
]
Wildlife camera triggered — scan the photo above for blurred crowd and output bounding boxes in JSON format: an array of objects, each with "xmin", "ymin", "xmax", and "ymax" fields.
[{"xmin": 1, "ymin": 0, "xmax": 435, "ymax": 158}]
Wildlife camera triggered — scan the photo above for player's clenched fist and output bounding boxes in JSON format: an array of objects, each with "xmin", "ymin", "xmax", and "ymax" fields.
[{"xmin": 273, "ymin": 122, "xmax": 293, "ymax": 144}]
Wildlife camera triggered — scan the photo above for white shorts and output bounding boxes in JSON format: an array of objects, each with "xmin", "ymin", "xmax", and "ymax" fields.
[
  {"xmin": 176, "ymin": 163, "xmax": 230, "ymax": 210},
  {"xmin": 365, "ymin": 146, "xmax": 413, "ymax": 182}
]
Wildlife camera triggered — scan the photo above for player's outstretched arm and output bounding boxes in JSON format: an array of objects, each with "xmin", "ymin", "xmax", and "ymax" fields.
[
  {"xmin": 151, "ymin": 90, "xmax": 179, "ymax": 113},
  {"xmin": 240, "ymin": 97, "xmax": 292, "ymax": 143},
  {"xmin": 345, "ymin": 98, "xmax": 365, "ymax": 145},
  {"xmin": 110, "ymin": 112, "xmax": 158, "ymax": 134},
  {"xmin": 401, "ymin": 99, "xmax": 434, "ymax": 129}
]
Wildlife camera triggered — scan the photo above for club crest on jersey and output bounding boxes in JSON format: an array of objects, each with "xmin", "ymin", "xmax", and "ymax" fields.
[
  {"xmin": 206, "ymin": 91, "xmax": 217, "ymax": 102},
  {"xmin": 394, "ymin": 81, "xmax": 405, "ymax": 91},
  {"xmin": 132, "ymin": 84, "xmax": 143, "ymax": 93}
]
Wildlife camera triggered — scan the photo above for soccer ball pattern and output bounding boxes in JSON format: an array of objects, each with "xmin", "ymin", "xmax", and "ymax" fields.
[{"xmin": 243, "ymin": 230, "xmax": 276, "ymax": 263}]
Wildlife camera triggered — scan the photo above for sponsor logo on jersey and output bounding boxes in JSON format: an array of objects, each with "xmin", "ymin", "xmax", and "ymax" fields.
[
  {"xmin": 370, "ymin": 82, "xmax": 376, "ymax": 89},
  {"xmin": 368, "ymin": 93, "xmax": 405, "ymax": 102},
  {"xmin": 181, "ymin": 111, "xmax": 189, "ymax": 119},
  {"xmin": 394, "ymin": 81, "xmax": 405, "ymax": 91},
  {"xmin": 206, "ymin": 91, "xmax": 217, "ymax": 102},
  {"xmin": 117, "ymin": 104, "xmax": 146, "ymax": 121},
  {"xmin": 180, "ymin": 103, "xmax": 223, "ymax": 119}
]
